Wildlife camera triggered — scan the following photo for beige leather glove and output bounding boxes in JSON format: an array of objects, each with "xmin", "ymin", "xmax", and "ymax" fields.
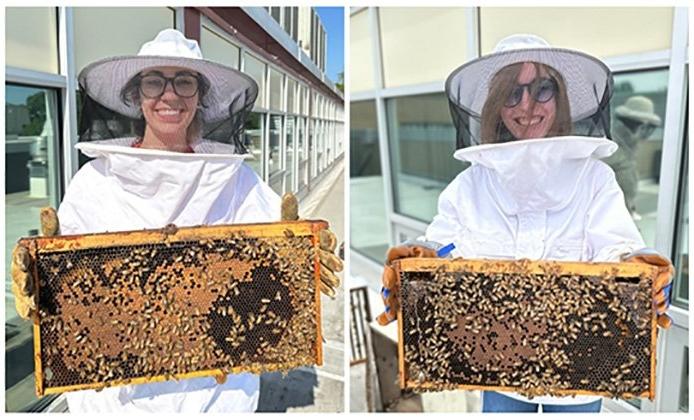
[
  {"xmin": 623, "ymin": 249, "xmax": 675, "ymax": 329},
  {"xmin": 12, "ymin": 207, "xmax": 60, "ymax": 320},
  {"xmin": 376, "ymin": 244, "xmax": 438, "ymax": 326},
  {"xmin": 281, "ymin": 192, "xmax": 343, "ymax": 298}
]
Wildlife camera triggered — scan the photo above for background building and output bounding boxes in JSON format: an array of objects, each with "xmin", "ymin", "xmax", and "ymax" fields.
[
  {"xmin": 349, "ymin": 6, "xmax": 688, "ymax": 413},
  {"xmin": 5, "ymin": 6, "xmax": 344, "ymax": 412}
]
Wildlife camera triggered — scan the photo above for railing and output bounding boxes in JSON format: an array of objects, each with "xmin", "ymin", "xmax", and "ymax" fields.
[{"xmin": 349, "ymin": 285, "xmax": 372, "ymax": 365}]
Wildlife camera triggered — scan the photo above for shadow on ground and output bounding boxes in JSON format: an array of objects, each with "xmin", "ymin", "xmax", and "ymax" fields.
[{"xmin": 257, "ymin": 368, "xmax": 318, "ymax": 412}]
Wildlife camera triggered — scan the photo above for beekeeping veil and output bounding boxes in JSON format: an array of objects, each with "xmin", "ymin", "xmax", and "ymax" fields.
[
  {"xmin": 77, "ymin": 29, "xmax": 258, "ymax": 154},
  {"xmin": 446, "ymin": 34, "xmax": 614, "ymax": 149}
]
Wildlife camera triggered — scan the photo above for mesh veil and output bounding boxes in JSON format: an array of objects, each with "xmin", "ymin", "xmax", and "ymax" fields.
[
  {"xmin": 446, "ymin": 48, "xmax": 614, "ymax": 149},
  {"xmin": 78, "ymin": 75, "xmax": 258, "ymax": 155}
]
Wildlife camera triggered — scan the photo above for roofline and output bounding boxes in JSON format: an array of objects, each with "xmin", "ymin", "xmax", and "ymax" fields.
[{"xmin": 194, "ymin": 7, "xmax": 343, "ymax": 103}]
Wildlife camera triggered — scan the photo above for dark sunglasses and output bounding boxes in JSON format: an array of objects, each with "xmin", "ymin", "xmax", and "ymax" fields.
[
  {"xmin": 139, "ymin": 72, "xmax": 200, "ymax": 98},
  {"xmin": 505, "ymin": 77, "xmax": 559, "ymax": 108}
]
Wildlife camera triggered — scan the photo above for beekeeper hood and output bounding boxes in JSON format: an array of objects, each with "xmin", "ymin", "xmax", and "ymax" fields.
[
  {"xmin": 446, "ymin": 33, "xmax": 614, "ymax": 148},
  {"xmin": 61, "ymin": 29, "xmax": 278, "ymax": 233},
  {"xmin": 445, "ymin": 35, "xmax": 618, "ymax": 213},
  {"xmin": 77, "ymin": 29, "xmax": 258, "ymax": 154}
]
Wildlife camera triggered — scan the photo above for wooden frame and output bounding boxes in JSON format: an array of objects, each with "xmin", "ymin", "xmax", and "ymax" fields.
[
  {"xmin": 21, "ymin": 220, "xmax": 327, "ymax": 396},
  {"xmin": 394, "ymin": 258, "xmax": 659, "ymax": 400}
]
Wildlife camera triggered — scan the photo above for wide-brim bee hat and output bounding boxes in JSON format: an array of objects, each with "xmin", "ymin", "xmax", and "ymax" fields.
[
  {"xmin": 79, "ymin": 29, "xmax": 258, "ymax": 124},
  {"xmin": 76, "ymin": 29, "xmax": 258, "ymax": 153},
  {"xmin": 615, "ymin": 95, "xmax": 662, "ymax": 126},
  {"xmin": 446, "ymin": 34, "xmax": 614, "ymax": 148}
]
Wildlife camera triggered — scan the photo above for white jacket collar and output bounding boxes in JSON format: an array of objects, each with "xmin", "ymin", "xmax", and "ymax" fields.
[
  {"xmin": 76, "ymin": 137, "xmax": 252, "ymax": 159},
  {"xmin": 454, "ymin": 136, "xmax": 617, "ymax": 214},
  {"xmin": 75, "ymin": 137, "xmax": 248, "ymax": 200}
]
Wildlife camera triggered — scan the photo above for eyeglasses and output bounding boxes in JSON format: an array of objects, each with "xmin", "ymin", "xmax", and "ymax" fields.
[
  {"xmin": 139, "ymin": 72, "xmax": 200, "ymax": 98},
  {"xmin": 505, "ymin": 77, "xmax": 558, "ymax": 108}
]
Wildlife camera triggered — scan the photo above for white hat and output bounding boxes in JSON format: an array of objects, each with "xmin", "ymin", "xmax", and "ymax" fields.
[
  {"xmin": 615, "ymin": 95, "xmax": 662, "ymax": 126},
  {"xmin": 445, "ymin": 34, "xmax": 612, "ymax": 122},
  {"xmin": 78, "ymin": 29, "xmax": 258, "ymax": 123}
]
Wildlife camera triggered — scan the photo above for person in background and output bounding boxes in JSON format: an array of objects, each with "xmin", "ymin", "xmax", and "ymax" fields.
[{"xmin": 603, "ymin": 95, "xmax": 662, "ymax": 220}]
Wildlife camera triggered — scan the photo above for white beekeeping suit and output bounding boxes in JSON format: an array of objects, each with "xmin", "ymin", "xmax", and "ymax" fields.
[
  {"xmin": 60, "ymin": 138, "xmax": 280, "ymax": 412},
  {"xmin": 428, "ymin": 34, "xmax": 651, "ymax": 407},
  {"xmin": 424, "ymin": 136, "xmax": 644, "ymax": 407}
]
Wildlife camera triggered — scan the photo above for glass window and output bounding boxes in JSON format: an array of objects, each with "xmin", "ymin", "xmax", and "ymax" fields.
[
  {"xmin": 317, "ymin": 120, "xmax": 324, "ymax": 171},
  {"xmin": 297, "ymin": 117, "xmax": 308, "ymax": 191},
  {"xmin": 672, "ymin": 134, "xmax": 688, "ymax": 309},
  {"xmin": 308, "ymin": 118, "xmax": 318, "ymax": 178},
  {"xmin": 301, "ymin": 86, "xmax": 308, "ymax": 116},
  {"xmin": 73, "ymin": 7, "xmax": 174, "ymax": 75},
  {"xmin": 385, "ymin": 93, "xmax": 464, "ymax": 222},
  {"xmin": 201, "ymin": 25, "xmax": 240, "ymax": 69},
  {"xmin": 270, "ymin": 7, "xmax": 281, "ymax": 23},
  {"xmin": 244, "ymin": 53, "xmax": 266, "ymax": 108},
  {"xmin": 269, "ymin": 68, "xmax": 283, "ymax": 111},
  {"xmin": 6, "ymin": 7, "xmax": 59, "ymax": 74},
  {"xmin": 287, "ymin": 78, "xmax": 297, "ymax": 114},
  {"xmin": 604, "ymin": 69, "xmax": 669, "ymax": 247},
  {"xmin": 5, "ymin": 84, "xmax": 61, "ymax": 412},
  {"xmin": 283, "ymin": 7, "xmax": 292, "ymax": 33},
  {"xmin": 269, "ymin": 114, "xmax": 283, "ymax": 178},
  {"xmin": 291, "ymin": 7, "xmax": 299, "ymax": 42},
  {"xmin": 680, "ymin": 346, "xmax": 689, "ymax": 412},
  {"xmin": 286, "ymin": 117, "xmax": 295, "ymax": 192},
  {"xmin": 350, "ymin": 100, "xmax": 389, "ymax": 262},
  {"xmin": 244, "ymin": 112, "xmax": 263, "ymax": 176}
]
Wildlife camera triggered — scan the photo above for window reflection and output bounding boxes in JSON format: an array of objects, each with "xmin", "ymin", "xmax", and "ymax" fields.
[
  {"xmin": 243, "ymin": 112, "xmax": 263, "ymax": 176},
  {"xmin": 269, "ymin": 68, "xmax": 283, "ymax": 111},
  {"xmin": 5, "ymin": 84, "xmax": 60, "ymax": 412},
  {"xmin": 673, "ymin": 138, "xmax": 688, "ymax": 309},
  {"xmin": 297, "ymin": 117, "xmax": 308, "ymax": 191},
  {"xmin": 286, "ymin": 117, "xmax": 295, "ymax": 192},
  {"xmin": 385, "ymin": 93, "xmax": 464, "ymax": 222},
  {"xmin": 269, "ymin": 114, "xmax": 282, "ymax": 177},
  {"xmin": 605, "ymin": 69, "xmax": 669, "ymax": 247},
  {"xmin": 244, "ymin": 53, "xmax": 266, "ymax": 108},
  {"xmin": 350, "ymin": 100, "xmax": 389, "ymax": 261}
]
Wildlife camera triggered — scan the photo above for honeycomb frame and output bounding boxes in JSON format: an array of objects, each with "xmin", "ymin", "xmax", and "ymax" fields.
[
  {"xmin": 395, "ymin": 258, "xmax": 659, "ymax": 400},
  {"xmin": 20, "ymin": 220, "xmax": 327, "ymax": 396}
]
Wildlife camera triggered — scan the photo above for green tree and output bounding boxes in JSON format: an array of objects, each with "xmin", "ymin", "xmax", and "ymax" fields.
[
  {"xmin": 335, "ymin": 72, "xmax": 344, "ymax": 93},
  {"xmin": 22, "ymin": 92, "xmax": 46, "ymax": 136}
]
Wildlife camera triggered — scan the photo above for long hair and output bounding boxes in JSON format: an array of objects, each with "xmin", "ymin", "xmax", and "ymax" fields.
[
  {"xmin": 480, "ymin": 62, "xmax": 572, "ymax": 143},
  {"xmin": 119, "ymin": 72, "xmax": 211, "ymax": 143}
]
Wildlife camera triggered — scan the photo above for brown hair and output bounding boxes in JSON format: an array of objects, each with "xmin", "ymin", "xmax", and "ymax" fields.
[
  {"xmin": 119, "ymin": 72, "xmax": 210, "ymax": 143},
  {"xmin": 480, "ymin": 62, "xmax": 572, "ymax": 143}
]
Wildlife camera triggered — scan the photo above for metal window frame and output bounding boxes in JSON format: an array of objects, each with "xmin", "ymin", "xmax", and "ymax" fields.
[
  {"xmin": 199, "ymin": 12, "xmax": 343, "ymax": 192},
  {"xmin": 199, "ymin": 16, "xmax": 242, "ymax": 70}
]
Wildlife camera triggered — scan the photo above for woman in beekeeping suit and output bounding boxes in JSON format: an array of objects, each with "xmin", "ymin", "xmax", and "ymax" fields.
[
  {"xmin": 377, "ymin": 34, "xmax": 673, "ymax": 412},
  {"xmin": 11, "ymin": 29, "xmax": 341, "ymax": 413}
]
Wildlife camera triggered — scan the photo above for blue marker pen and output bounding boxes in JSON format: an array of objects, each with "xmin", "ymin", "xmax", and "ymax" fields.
[{"xmin": 437, "ymin": 243, "xmax": 456, "ymax": 258}]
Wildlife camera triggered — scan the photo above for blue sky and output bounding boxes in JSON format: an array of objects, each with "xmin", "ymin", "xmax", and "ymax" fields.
[{"xmin": 315, "ymin": 7, "xmax": 344, "ymax": 84}]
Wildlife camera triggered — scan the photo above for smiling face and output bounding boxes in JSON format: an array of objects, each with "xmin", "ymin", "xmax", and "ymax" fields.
[
  {"xmin": 139, "ymin": 66, "xmax": 199, "ymax": 145},
  {"xmin": 499, "ymin": 62, "xmax": 557, "ymax": 140}
]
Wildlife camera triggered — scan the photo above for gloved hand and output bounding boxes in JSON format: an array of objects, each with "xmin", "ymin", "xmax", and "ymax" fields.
[
  {"xmin": 12, "ymin": 207, "xmax": 60, "ymax": 320},
  {"xmin": 623, "ymin": 248, "xmax": 675, "ymax": 329},
  {"xmin": 376, "ymin": 243, "xmax": 438, "ymax": 326},
  {"xmin": 281, "ymin": 192, "xmax": 343, "ymax": 298}
]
